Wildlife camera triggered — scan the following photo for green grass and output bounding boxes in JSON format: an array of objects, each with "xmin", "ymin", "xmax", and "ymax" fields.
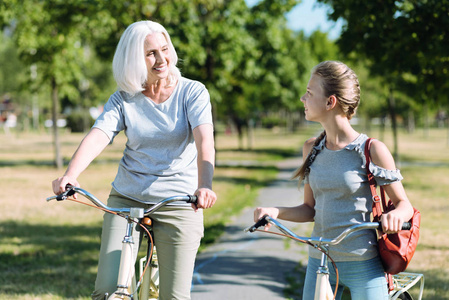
[
  {"xmin": 0, "ymin": 125, "xmax": 314, "ymax": 299},
  {"xmin": 1, "ymin": 124, "xmax": 448, "ymax": 299},
  {"xmin": 282, "ymin": 126, "xmax": 449, "ymax": 300}
]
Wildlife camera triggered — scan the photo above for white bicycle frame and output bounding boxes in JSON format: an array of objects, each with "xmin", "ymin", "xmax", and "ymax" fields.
[
  {"xmin": 107, "ymin": 208, "xmax": 144, "ymax": 300},
  {"xmin": 109, "ymin": 209, "xmax": 161, "ymax": 300},
  {"xmin": 246, "ymin": 216, "xmax": 424, "ymax": 300},
  {"xmin": 139, "ymin": 247, "xmax": 159, "ymax": 300},
  {"xmin": 47, "ymin": 186, "xmax": 196, "ymax": 300},
  {"xmin": 315, "ymin": 247, "xmax": 335, "ymax": 300}
]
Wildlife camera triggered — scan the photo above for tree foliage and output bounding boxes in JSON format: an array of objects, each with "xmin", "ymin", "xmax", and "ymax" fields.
[
  {"xmin": 318, "ymin": 0, "xmax": 449, "ymax": 106},
  {"xmin": 317, "ymin": 0, "xmax": 449, "ymax": 155},
  {"xmin": 3, "ymin": 0, "xmax": 432, "ymax": 159}
]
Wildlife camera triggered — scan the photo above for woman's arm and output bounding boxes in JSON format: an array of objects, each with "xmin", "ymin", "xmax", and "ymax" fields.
[
  {"xmin": 370, "ymin": 139, "xmax": 414, "ymax": 233},
  {"xmin": 192, "ymin": 123, "xmax": 217, "ymax": 211},
  {"xmin": 52, "ymin": 128, "xmax": 111, "ymax": 195}
]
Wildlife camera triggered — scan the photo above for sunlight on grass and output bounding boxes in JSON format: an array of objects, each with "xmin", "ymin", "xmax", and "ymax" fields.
[
  {"xmin": 0, "ymin": 127, "xmax": 305, "ymax": 299},
  {"xmin": 1, "ymin": 125, "xmax": 448, "ymax": 299}
]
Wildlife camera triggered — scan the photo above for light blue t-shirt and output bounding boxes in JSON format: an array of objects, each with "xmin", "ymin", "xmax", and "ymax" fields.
[
  {"xmin": 93, "ymin": 77, "xmax": 213, "ymax": 205},
  {"xmin": 305, "ymin": 134, "xmax": 403, "ymax": 261}
]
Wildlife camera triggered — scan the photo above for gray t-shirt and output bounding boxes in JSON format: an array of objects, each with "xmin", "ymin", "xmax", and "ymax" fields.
[
  {"xmin": 93, "ymin": 77, "xmax": 213, "ymax": 205},
  {"xmin": 305, "ymin": 134, "xmax": 403, "ymax": 261}
]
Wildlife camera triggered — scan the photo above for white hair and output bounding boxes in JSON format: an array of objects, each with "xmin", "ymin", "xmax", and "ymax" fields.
[{"xmin": 112, "ymin": 20, "xmax": 181, "ymax": 96}]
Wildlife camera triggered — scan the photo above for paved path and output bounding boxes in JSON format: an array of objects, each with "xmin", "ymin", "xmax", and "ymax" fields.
[{"xmin": 191, "ymin": 157, "xmax": 311, "ymax": 299}]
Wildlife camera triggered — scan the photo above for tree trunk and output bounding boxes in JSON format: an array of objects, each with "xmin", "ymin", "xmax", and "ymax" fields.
[
  {"xmin": 247, "ymin": 119, "xmax": 254, "ymax": 150},
  {"xmin": 379, "ymin": 115, "xmax": 385, "ymax": 142},
  {"xmin": 407, "ymin": 109, "xmax": 415, "ymax": 134},
  {"xmin": 447, "ymin": 112, "xmax": 449, "ymax": 147},
  {"xmin": 232, "ymin": 117, "xmax": 245, "ymax": 150},
  {"xmin": 387, "ymin": 86, "xmax": 399, "ymax": 162},
  {"xmin": 51, "ymin": 77, "xmax": 63, "ymax": 169},
  {"xmin": 423, "ymin": 103, "xmax": 430, "ymax": 139}
]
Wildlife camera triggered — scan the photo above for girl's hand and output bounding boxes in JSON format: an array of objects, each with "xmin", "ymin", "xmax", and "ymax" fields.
[
  {"xmin": 253, "ymin": 207, "xmax": 279, "ymax": 231},
  {"xmin": 380, "ymin": 210, "xmax": 406, "ymax": 234}
]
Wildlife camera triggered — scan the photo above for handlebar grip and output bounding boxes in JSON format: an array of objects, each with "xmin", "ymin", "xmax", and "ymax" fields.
[
  {"xmin": 186, "ymin": 195, "xmax": 198, "ymax": 204},
  {"xmin": 401, "ymin": 222, "xmax": 412, "ymax": 230},
  {"xmin": 55, "ymin": 185, "xmax": 76, "ymax": 201},
  {"xmin": 377, "ymin": 222, "xmax": 412, "ymax": 231},
  {"xmin": 246, "ymin": 215, "xmax": 269, "ymax": 233}
]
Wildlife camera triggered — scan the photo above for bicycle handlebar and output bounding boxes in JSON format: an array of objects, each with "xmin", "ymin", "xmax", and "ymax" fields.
[
  {"xmin": 245, "ymin": 215, "xmax": 411, "ymax": 247},
  {"xmin": 46, "ymin": 185, "xmax": 198, "ymax": 215}
]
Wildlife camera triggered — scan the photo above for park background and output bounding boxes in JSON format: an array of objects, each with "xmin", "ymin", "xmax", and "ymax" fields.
[{"xmin": 0, "ymin": 0, "xmax": 448, "ymax": 299}]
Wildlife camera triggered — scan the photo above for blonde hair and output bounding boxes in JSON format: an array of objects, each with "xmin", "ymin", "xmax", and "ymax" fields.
[
  {"xmin": 313, "ymin": 60, "xmax": 360, "ymax": 120},
  {"xmin": 293, "ymin": 61, "xmax": 360, "ymax": 182},
  {"xmin": 112, "ymin": 20, "xmax": 181, "ymax": 96}
]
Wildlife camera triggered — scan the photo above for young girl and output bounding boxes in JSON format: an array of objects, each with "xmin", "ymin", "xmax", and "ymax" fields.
[{"xmin": 253, "ymin": 61, "xmax": 414, "ymax": 299}]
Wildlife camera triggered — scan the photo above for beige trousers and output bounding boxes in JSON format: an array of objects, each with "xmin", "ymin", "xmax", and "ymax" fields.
[{"xmin": 91, "ymin": 189, "xmax": 204, "ymax": 300}]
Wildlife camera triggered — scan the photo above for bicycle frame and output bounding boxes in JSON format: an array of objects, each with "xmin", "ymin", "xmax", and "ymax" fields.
[
  {"xmin": 261, "ymin": 217, "xmax": 380, "ymax": 300},
  {"xmin": 108, "ymin": 209, "xmax": 144, "ymax": 300},
  {"xmin": 245, "ymin": 216, "xmax": 423, "ymax": 300},
  {"xmin": 139, "ymin": 249, "xmax": 159, "ymax": 300},
  {"xmin": 47, "ymin": 185, "xmax": 197, "ymax": 300}
]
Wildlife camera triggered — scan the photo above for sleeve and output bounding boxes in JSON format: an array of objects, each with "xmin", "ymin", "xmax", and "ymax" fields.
[
  {"xmin": 185, "ymin": 82, "xmax": 213, "ymax": 129},
  {"xmin": 369, "ymin": 162, "xmax": 403, "ymax": 186},
  {"xmin": 92, "ymin": 92, "xmax": 126, "ymax": 141}
]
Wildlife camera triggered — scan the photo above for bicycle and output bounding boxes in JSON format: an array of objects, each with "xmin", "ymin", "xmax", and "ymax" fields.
[
  {"xmin": 46, "ymin": 185, "xmax": 197, "ymax": 300},
  {"xmin": 245, "ymin": 215, "xmax": 424, "ymax": 300}
]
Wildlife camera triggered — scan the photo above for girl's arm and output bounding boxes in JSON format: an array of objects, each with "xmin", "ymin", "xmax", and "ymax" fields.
[{"xmin": 370, "ymin": 139, "xmax": 414, "ymax": 233}]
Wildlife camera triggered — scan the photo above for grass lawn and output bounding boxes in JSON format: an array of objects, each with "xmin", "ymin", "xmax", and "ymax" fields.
[
  {"xmin": 0, "ymin": 125, "xmax": 312, "ymax": 299},
  {"xmin": 0, "ymin": 124, "xmax": 448, "ymax": 299},
  {"xmin": 283, "ymin": 126, "xmax": 449, "ymax": 300}
]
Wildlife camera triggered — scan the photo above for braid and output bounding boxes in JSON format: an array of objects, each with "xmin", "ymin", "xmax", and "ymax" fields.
[{"xmin": 292, "ymin": 130, "xmax": 326, "ymax": 184}]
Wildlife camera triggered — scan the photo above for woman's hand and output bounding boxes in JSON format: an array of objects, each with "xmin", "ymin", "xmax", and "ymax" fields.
[
  {"xmin": 253, "ymin": 207, "xmax": 280, "ymax": 231},
  {"xmin": 193, "ymin": 187, "xmax": 217, "ymax": 212},
  {"xmin": 52, "ymin": 176, "xmax": 80, "ymax": 199}
]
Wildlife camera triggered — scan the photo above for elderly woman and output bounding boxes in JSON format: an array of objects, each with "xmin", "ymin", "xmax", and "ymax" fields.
[{"xmin": 52, "ymin": 20, "xmax": 217, "ymax": 300}]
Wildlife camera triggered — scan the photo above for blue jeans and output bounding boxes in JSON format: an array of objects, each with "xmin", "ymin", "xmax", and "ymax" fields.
[{"xmin": 303, "ymin": 256, "xmax": 389, "ymax": 300}]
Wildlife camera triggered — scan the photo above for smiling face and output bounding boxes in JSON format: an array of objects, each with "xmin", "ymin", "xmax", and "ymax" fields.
[
  {"xmin": 144, "ymin": 32, "xmax": 171, "ymax": 84},
  {"xmin": 300, "ymin": 75, "xmax": 329, "ymax": 122}
]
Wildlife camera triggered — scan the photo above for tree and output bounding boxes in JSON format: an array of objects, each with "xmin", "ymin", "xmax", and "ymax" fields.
[
  {"xmin": 149, "ymin": 0, "xmax": 302, "ymax": 149},
  {"xmin": 244, "ymin": 0, "xmax": 306, "ymax": 137},
  {"xmin": 2, "ymin": 1, "xmax": 83, "ymax": 167},
  {"xmin": 317, "ymin": 0, "xmax": 449, "ymax": 157},
  {"xmin": 1, "ymin": 0, "xmax": 326, "ymax": 155},
  {"xmin": 0, "ymin": 0, "xmax": 126, "ymax": 167}
]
